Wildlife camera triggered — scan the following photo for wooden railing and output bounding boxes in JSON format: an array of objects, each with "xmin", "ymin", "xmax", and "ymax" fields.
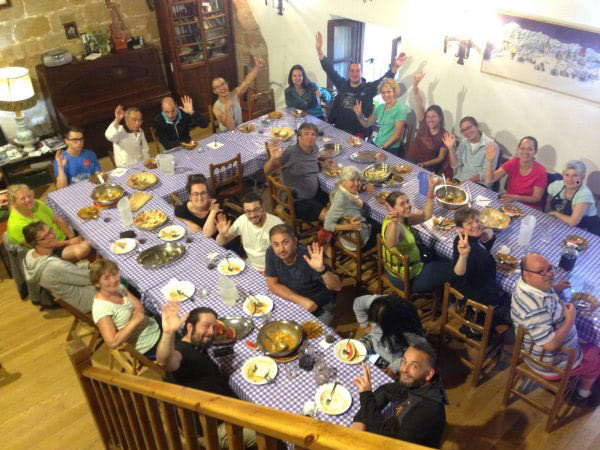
[{"xmin": 67, "ymin": 339, "xmax": 429, "ymax": 450}]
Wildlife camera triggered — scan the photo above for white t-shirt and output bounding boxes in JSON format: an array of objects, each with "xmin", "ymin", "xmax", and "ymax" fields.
[{"xmin": 228, "ymin": 213, "xmax": 283, "ymax": 271}]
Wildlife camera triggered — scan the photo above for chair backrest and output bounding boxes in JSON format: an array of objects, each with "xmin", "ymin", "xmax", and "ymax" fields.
[
  {"xmin": 541, "ymin": 171, "xmax": 565, "ymax": 208},
  {"xmin": 110, "ymin": 342, "xmax": 166, "ymax": 380},
  {"xmin": 248, "ymin": 88, "xmax": 275, "ymax": 120},
  {"xmin": 149, "ymin": 125, "xmax": 166, "ymax": 154},
  {"xmin": 208, "ymin": 105, "xmax": 220, "ymax": 134},
  {"xmin": 209, "ymin": 153, "xmax": 244, "ymax": 202},
  {"xmin": 403, "ymin": 122, "xmax": 415, "ymax": 151},
  {"xmin": 376, "ymin": 233, "xmax": 410, "ymax": 299},
  {"xmin": 55, "ymin": 297, "xmax": 96, "ymax": 328},
  {"xmin": 267, "ymin": 175, "xmax": 297, "ymax": 228}
]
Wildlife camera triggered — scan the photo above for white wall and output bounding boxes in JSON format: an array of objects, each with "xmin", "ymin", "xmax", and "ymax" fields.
[{"xmin": 249, "ymin": 0, "xmax": 600, "ymax": 190}]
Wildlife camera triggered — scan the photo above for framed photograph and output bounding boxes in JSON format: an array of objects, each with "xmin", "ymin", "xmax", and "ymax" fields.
[
  {"xmin": 481, "ymin": 12, "xmax": 600, "ymax": 104},
  {"xmin": 80, "ymin": 32, "xmax": 96, "ymax": 55},
  {"xmin": 64, "ymin": 22, "xmax": 79, "ymax": 40},
  {"xmin": 0, "ymin": 0, "xmax": 11, "ymax": 8}
]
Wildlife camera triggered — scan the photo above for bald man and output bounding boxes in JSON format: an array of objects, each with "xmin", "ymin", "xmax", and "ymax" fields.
[{"xmin": 154, "ymin": 96, "xmax": 208, "ymax": 151}]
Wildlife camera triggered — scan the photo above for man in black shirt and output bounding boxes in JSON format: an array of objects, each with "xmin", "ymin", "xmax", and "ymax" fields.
[
  {"xmin": 315, "ymin": 31, "xmax": 405, "ymax": 137},
  {"xmin": 352, "ymin": 337, "xmax": 447, "ymax": 448},
  {"xmin": 154, "ymin": 96, "xmax": 209, "ymax": 151},
  {"xmin": 156, "ymin": 303, "xmax": 256, "ymax": 448}
]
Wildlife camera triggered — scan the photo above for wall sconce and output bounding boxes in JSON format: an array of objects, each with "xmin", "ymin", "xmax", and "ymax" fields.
[
  {"xmin": 0, "ymin": 67, "xmax": 38, "ymax": 152},
  {"xmin": 444, "ymin": 36, "xmax": 475, "ymax": 65}
]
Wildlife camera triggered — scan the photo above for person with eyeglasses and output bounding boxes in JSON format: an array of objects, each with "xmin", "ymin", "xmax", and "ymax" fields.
[
  {"xmin": 442, "ymin": 116, "xmax": 499, "ymax": 186},
  {"xmin": 53, "ymin": 126, "xmax": 101, "ymax": 189},
  {"xmin": 512, "ymin": 253, "xmax": 600, "ymax": 406},
  {"xmin": 215, "ymin": 191, "xmax": 282, "ymax": 272},
  {"xmin": 174, "ymin": 174, "xmax": 220, "ymax": 238}
]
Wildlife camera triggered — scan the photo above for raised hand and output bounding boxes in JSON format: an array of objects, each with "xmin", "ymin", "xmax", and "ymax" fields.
[
  {"xmin": 315, "ymin": 31, "xmax": 323, "ymax": 52},
  {"xmin": 209, "ymin": 199, "xmax": 221, "ymax": 213},
  {"xmin": 485, "ymin": 142, "xmax": 497, "ymax": 162},
  {"xmin": 253, "ymin": 56, "xmax": 266, "ymax": 69},
  {"xmin": 353, "ymin": 100, "xmax": 363, "ymax": 117},
  {"xmin": 114, "ymin": 104, "xmax": 125, "ymax": 122},
  {"xmin": 456, "ymin": 229, "xmax": 471, "ymax": 256},
  {"xmin": 303, "ymin": 241, "xmax": 325, "ymax": 272},
  {"xmin": 55, "ymin": 149, "xmax": 67, "ymax": 169},
  {"xmin": 353, "ymin": 363, "xmax": 373, "ymax": 393},
  {"xmin": 161, "ymin": 302, "xmax": 188, "ymax": 334},
  {"xmin": 393, "ymin": 53, "xmax": 408, "ymax": 68},
  {"xmin": 442, "ymin": 131, "xmax": 456, "ymax": 150},
  {"xmin": 268, "ymin": 141, "xmax": 284, "ymax": 160},
  {"xmin": 384, "ymin": 202, "xmax": 400, "ymax": 223},
  {"xmin": 216, "ymin": 213, "xmax": 231, "ymax": 235},
  {"xmin": 180, "ymin": 95, "xmax": 194, "ymax": 115},
  {"xmin": 427, "ymin": 173, "xmax": 440, "ymax": 192},
  {"xmin": 413, "ymin": 71, "xmax": 426, "ymax": 87}
]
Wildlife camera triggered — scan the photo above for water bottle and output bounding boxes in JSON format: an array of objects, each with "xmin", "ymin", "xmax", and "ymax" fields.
[
  {"xmin": 217, "ymin": 276, "xmax": 238, "ymax": 307},
  {"xmin": 517, "ymin": 214, "xmax": 536, "ymax": 247},
  {"xmin": 117, "ymin": 196, "xmax": 133, "ymax": 227},
  {"xmin": 418, "ymin": 171, "xmax": 429, "ymax": 196},
  {"xmin": 559, "ymin": 245, "xmax": 578, "ymax": 271}
]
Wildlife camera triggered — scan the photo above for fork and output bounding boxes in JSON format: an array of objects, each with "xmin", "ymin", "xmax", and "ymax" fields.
[{"xmin": 326, "ymin": 380, "xmax": 339, "ymax": 406}]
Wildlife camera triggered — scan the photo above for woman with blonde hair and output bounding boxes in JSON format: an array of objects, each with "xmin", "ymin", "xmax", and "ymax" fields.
[
  {"xmin": 323, "ymin": 166, "xmax": 373, "ymax": 250},
  {"xmin": 354, "ymin": 77, "xmax": 406, "ymax": 156}
]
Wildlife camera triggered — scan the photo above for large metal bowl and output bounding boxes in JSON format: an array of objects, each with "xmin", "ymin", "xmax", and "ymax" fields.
[
  {"xmin": 480, "ymin": 207, "xmax": 510, "ymax": 231},
  {"xmin": 257, "ymin": 320, "xmax": 303, "ymax": 358},
  {"xmin": 362, "ymin": 163, "xmax": 393, "ymax": 184},
  {"xmin": 213, "ymin": 317, "xmax": 254, "ymax": 346},
  {"xmin": 319, "ymin": 143, "xmax": 342, "ymax": 158},
  {"xmin": 434, "ymin": 185, "xmax": 469, "ymax": 210},
  {"xmin": 136, "ymin": 242, "xmax": 187, "ymax": 269},
  {"xmin": 91, "ymin": 183, "xmax": 124, "ymax": 207}
]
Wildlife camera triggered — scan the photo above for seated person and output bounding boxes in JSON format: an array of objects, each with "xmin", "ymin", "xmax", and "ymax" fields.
[
  {"xmin": 212, "ymin": 56, "xmax": 265, "ymax": 131},
  {"xmin": 382, "ymin": 178, "xmax": 452, "ymax": 293},
  {"xmin": 404, "ymin": 72, "xmax": 451, "ymax": 177},
  {"xmin": 353, "ymin": 294, "xmax": 424, "ymax": 377},
  {"xmin": 323, "ymin": 166, "xmax": 372, "ymax": 250},
  {"xmin": 215, "ymin": 191, "xmax": 283, "ymax": 272},
  {"xmin": 154, "ymin": 95, "xmax": 209, "ymax": 151},
  {"xmin": 157, "ymin": 303, "xmax": 256, "ymax": 448},
  {"xmin": 354, "ymin": 77, "xmax": 407, "ymax": 157},
  {"xmin": 265, "ymin": 224, "xmax": 341, "ymax": 324},
  {"xmin": 443, "ymin": 117, "xmax": 498, "ymax": 185},
  {"xmin": 484, "ymin": 136, "xmax": 547, "ymax": 210},
  {"xmin": 546, "ymin": 160, "xmax": 600, "ymax": 234},
  {"xmin": 91, "ymin": 259, "xmax": 161, "ymax": 355},
  {"xmin": 264, "ymin": 122, "xmax": 331, "ymax": 222},
  {"xmin": 175, "ymin": 174, "xmax": 219, "ymax": 238},
  {"xmin": 352, "ymin": 338, "xmax": 447, "ymax": 448},
  {"xmin": 22, "ymin": 221, "xmax": 95, "ymax": 313},
  {"xmin": 105, "ymin": 105, "xmax": 150, "ymax": 167},
  {"xmin": 54, "ymin": 126, "xmax": 101, "ymax": 189},
  {"xmin": 7, "ymin": 184, "xmax": 91, "ymax": 262},
  {"xmin": 284, "ymin": 64, "xmax": 330, "ymax": 120},
  {"xmin": 512, "ymin": 253, "xmax": 600, "ymax": 405}
]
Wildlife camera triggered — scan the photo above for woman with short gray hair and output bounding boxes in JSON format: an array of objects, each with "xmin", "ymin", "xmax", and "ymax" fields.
[
  {"xmin": 545, "ymin": 160, "xmax": 600, "ymax": 234},
  {"xmin": 323, "ymin": 166, "xmax": 372, "ymax": 250}
]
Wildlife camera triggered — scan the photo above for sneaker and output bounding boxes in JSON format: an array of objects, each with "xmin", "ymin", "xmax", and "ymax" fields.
[{"xmin": 569, "ymin": 391, "xmax": 600, "ymax": 407}]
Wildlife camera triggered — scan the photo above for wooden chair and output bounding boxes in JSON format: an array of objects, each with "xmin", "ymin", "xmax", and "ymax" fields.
[
  {"xmin": 503, "ymin": 325, "xmax": 579, "ymax": 432},
  {"xmin": 331, "ymin": 228, "xmax": 378, "ymax": 293},
  {"xmin": 208, "ymin": 104, "xmax": 220, "ymax": 134},
  {"xmin": 376, "ymin": 234, "xmax": 437, "ymax": 324},
  {"xmin": 0, "ymin": 220, "xmax": 12, "ymax": 278},
  {"xmin": 248, "ymin": 88, "xmax": 275, "ymax": 120},
  {"xmin": 439, "ymin": 282, "xmax": 509, "ymax": 387},
  {"xmin": 109, "ymin": 342, "xmax": 166, "ymax": 380},
  {"xmin": 54, "ymin": 298, "xmax": 103, "ymax": 353},
  {"xmin": 149, "ymin": 125, "xmax": 166, "ymax": 154},
  {"xmin": 402, "ymin": 122, "xmax": 414, "ymax": 152},
  {"xmin": 209, "ymin": 153, "xmax": 244, "ymax": 216},
  {"xmin": 266, "ymin": 175, "xmax": 320, "ymax": 242}
]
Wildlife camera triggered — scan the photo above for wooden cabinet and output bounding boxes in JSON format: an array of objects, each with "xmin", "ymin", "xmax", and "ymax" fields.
[{"xmin": 155, "ymin": 0, "xmax": 237, "ymax": 116}]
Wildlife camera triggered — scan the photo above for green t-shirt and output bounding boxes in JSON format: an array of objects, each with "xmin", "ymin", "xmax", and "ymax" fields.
[
  {"xmin": 7, "ymin": 199, "xmax": 66, "ymax": 245},
  {"xmin": 374, "ymin": 101, "xmax": 407, "ymax": 149},
  {"xmin": 381, "ymin": 218, "xmax": 423, "ymax": 279}
]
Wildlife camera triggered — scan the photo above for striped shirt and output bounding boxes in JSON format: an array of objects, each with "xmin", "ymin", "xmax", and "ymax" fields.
[{"xmin": 511, "ymin": 278, "xmax": 582, "ymax": 377}]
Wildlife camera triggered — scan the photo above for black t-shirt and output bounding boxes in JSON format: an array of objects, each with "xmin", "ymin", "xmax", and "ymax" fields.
[
  {"xmin": 174, "ymin": 203, "xmax": 214, "ymax": 235},
  {"xmin": 264, "ymin": 245, "xmax": 334, "ymax": 307}
]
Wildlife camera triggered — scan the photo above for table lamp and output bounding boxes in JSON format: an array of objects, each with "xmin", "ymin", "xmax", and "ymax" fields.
[{"xmin": 0, "ymin": 67, "xmax": 37, "ymax": 152}]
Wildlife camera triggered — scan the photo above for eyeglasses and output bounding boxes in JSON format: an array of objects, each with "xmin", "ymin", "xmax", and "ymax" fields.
[
  {"xmin": 524, "ymin": 265, "xmax": 555, "ymax": 276},
  {"xmin": 67, "ymin": 137, "xmax": 84, "ymax": 142},
  {"xmin": 244, "ymin": 206, "xmax": 263, "ymax": 215},
  {"xmin": 460, "ymin": 124, "xmax": 475, "ymax": 133},
  {"xmin": 190, "ymin": 191, "xmax": 209, "ymax": 198},
  {"xmin": 36, "ymin": 228, "xmax": 54, "ymax": 242}
]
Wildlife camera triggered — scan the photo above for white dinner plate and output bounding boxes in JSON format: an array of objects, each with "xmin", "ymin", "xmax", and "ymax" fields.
[
  {"xmin": 242, "ymin": 295, "xmax": 274, "ymax": 317},
  {"xmin": 217, "ymin": 257, "xmax": 246, "ymax": 276},
  {"xmin": 315, "ymin": 383, "xmax": 352, "ymax": 415},
  {"xmin": 160, "ymin": 279, "xmax": 195, "ymax": 302},
  {"xmin": 241, "ymin": 356, "xmax": 277, "ymax": 385},
  {"xmin": 333, "ymin": 339, "xmax": 367, "ymax": 365},
  {"xmin": 110, "ymin": 238, "xmax": 137, "ymax": 255},
  {"xmin": 158, "ymin": 225, "xmax": 185, "ymax": 241}
]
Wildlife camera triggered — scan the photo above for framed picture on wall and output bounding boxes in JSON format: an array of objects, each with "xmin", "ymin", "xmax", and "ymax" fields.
[{"xmin": 481, "ymin": 12, "xmax": 600, "ymax": 104}]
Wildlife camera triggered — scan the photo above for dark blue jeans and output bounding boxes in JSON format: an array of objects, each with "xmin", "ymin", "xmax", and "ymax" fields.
[{"xmin": 386, "ymin": 260, "xmax": 453, "ymax": 294}]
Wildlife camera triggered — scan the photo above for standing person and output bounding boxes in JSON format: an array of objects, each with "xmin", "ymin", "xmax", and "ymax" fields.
[
  {"xmin": 545, "ymin": 160, "xmax": 600, "ymax": 234},
  {"xmin": 174, "ymin": 174, "xmax": 220, "ymax": 238},
  {"xmin": 154, "ymin": 96, "xmax": 209, "ymax": 151},
  {"xmin": 442, "ymin": 116, "xmax": 498, "ymax": 185},
  {"xmin": 265, "ymin": 224, "xmax": 341, "ymax": 324},
  {"xmin": 315, "ymin": 31, "xmax": 405, "ymax": 137},
  {"xmin": 404, "ymin": 72, "xmax": 451, "ymax": 177},
  {"xmin": 105, "ymin": 105, "xmax": 150, "ymax": 167},
  {"xmin": 284, "ymin": 64, "xmax": 330, "ymax": 120},
  {"xmin": 54, "ymin": 126, "xmax": 101, "ymax": 189},
  {"xmin": 484, "ymin": 136, "xmax": 547, "ymax": 210},
  {"xmin": 215, "ymin": 191, "xmax": 283, "ymax": 272},
  {"xmin": 354, "ymin": 77, "xmax": 407, "ymax": 157},
  {"xmin": 212, "ymin": 56, "xmax": 265, "ymax": 131},
  {"xmin": 351, "ymin": 339, "xmax": 447, "ymax": 448}
]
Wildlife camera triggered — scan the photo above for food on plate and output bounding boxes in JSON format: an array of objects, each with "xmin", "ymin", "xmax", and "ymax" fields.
[
  {"xmin": 218, "ymin": 261, "xmax": 243, "ymax": 275},
  {"xmin": 89, "ymin": 172, "xmax": 109, "ymax": 184},
  {"xmin": 341, "ymin": 340, "xmax": 358, "ymax": 361},
  {"xmin": 127, "ymin": 172, "xmax": 158, "ymax": 189},
  {"xmin": 98, "ymin": 191, "xmax": 120, "ymax": 203},
  {"xmin": 323, "ymin": 166, "xmax": 342, "ymax": 177},
  {"xmin": 363, "ymin": 167, "xmax": 390, "ymax": 182},
  {"xmin": 500, "ymin": 204, "xmax": 523, "ymax": 217},
  {"xmin": 438, "ymin": 191, "xmax": 466, "ymax": 204},
  {"xmin": 264, "ymin": 331, "xmax": 297, "ymax": 353},
  {"xmin": 168, "ymin": 289, "xmax": 187, "ymax": 302},
  {"xmin": 375, "ymin": 152, "xmax": 385, "ymax": 159},
  {"xmin": 215, "ymin": 320, "xmax": 236, "ymax": 340},
  {"xmin": 291, "ymin": 109, "xmax": 306, "ymax": 117},
  {"xmin": 245, "ymin": 340, "xmax": 258, "ymax": 350},
  {"xmin": 77, "ymin": 206, "xmax": 99, "ymax": 220},
  {"xmin": 159, "ymin": 228, "xmax": 182, "ymax": 240},
  {"xmin": 302, "ymin": 320, "xmax": 323, "ymax": 339},
  {"xmin": 480, "ymin": 208, "xmax": 510, "ymax": 230},
  {"xmin": 375, "ymin": 191, "xmax": 390, "ymax": 205},
  {"xmin": 565, "ymin": 235, "xmax": 587, "ymax": 250},
  {"xmin": 496, "ymin": 252, "xmax": 519, "ymax": 266},
  {"xmin": 114, "ymin": 240, "xmax": 127, "ymax": 250},
  {"xmin": 238, "ymin": 123, "xmax": 256, "ymax": 133},
  {"xmin": 433, "ymin": 216, "xmax": 455, "ymax": 230},
  {"xmin": 394, "ymin": 163, "xmax": 412, "ymax": 174},
  {"xmin": 144, "ymin": 159, "xmax": 158, "ymax": 169},
  {"xmin": 181, "ymin": 140, "xmax": 196, "ymax": 149},
  {"xmin": 129, "ymin": 192, "xmax": 152, "ymax": 212},
  {"xmin": 134, "ymin": 209, "xmax": 167, "ymax": 229},
  {"xmin": 111, "ymin": 239, "xmax": 134, "ymax": 255},
  {"xmin": 268, "ymin": 111, "xmax": 283, "ymax": 119},
  {"xmin": 571, "ymin": 293, "xmax": 597, "ymax": 310},
  {"xmin": 248, "ymin": 299, "xmax": 266, "ymax": 316},
  {"xmin": 347, "ymin": 136, "xmax": 362, "ymax": 147}
]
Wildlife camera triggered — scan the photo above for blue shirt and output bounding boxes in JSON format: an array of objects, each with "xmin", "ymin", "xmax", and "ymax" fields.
[{"xmin": 53, "ymin": 149, "xmax": 101, "ymax": 184}]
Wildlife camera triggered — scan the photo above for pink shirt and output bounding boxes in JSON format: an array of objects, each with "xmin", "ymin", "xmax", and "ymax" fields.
[{"xmin": 501, "ymin": 157, "xmax": 547, "ymax": 210}]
